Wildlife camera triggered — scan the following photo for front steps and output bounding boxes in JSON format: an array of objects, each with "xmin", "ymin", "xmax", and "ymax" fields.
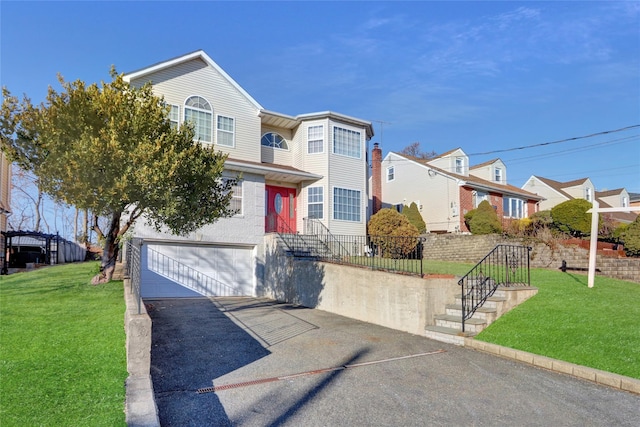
[{"xmin": 425, "ymin": 286, "xmax": 537, "ymax": 346}]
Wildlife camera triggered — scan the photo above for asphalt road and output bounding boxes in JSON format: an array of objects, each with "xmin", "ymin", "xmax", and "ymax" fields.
[{"xmin": 146, "ymin": 297, "xmax": 640, "ymax": 427}]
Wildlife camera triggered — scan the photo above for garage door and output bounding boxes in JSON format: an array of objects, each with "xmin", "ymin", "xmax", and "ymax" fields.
[{"xmin": 140, "ymin": 242, "xmax": 254, "ymax": 298}]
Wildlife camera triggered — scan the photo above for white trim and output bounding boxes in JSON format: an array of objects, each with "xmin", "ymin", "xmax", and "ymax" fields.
[
  {"xmin": 386, "ymin": 165, "xmax": 395, "ymax": 182},
  {"xmin": 216, "ymin": 114, "xmax": 235, "ymax": 148},
  {"xmin": 261, "ymin": 131, "xmax": 289, "ymax": 151},
  {"xmin": 332, "ymin": 125, "xmax": 362, "ymax": 159},
  {"xmin": 307, "ymin": 124, "xmax": 325, "ymax": 155},
  {"xmin": 332, "ymin": 185, "xmax": 362, "ymax": 223},
  {"xmin": 124, "ymin": 50, "xmax": 264, "ymax": 111},
  {"xmin": 184, "ymin": 95, "xmax": 213, "ymax": 144}
]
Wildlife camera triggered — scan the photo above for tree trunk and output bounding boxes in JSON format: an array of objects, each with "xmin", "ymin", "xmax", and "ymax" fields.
[{"xmin": 91, "ymin": 211, "xmax": 121, "ymax": 284}]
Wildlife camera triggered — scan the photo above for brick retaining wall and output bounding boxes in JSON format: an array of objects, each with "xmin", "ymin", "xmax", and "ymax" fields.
[{"xmin": 422, "ymin": 234, "xmax": 640, "ymax": 283}]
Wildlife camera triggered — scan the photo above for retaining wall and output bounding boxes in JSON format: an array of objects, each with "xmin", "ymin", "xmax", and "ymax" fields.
[{"xmin": 421, "ymin": 234, "xmax": 640, "ymax": 283}]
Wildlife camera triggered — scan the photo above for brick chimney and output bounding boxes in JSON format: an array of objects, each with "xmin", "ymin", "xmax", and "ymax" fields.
[{"xmin": 372, "ymin": 142, "xmax": 382, "ymax": 214}]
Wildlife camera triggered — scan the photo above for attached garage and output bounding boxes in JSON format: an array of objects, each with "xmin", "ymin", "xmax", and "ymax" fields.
[{"xmin": 140, "ymin": 241, "xmax": 255, "ymax": 298}]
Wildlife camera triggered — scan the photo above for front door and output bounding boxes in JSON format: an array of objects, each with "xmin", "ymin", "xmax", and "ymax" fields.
[{"xmin": 265, "ymin": 185, "xmax": 296, "ymax": 233}]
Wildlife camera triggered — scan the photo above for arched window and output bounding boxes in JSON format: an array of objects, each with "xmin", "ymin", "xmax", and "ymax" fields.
[
  {"xmin": 184, "ymin": 96, "xmax": 212, "ymax": 143},
  {"xmin": 261, "ymin": 132, "xmax": 288, "ymax": 149}
]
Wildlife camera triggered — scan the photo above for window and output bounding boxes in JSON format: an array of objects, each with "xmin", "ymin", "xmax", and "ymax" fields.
[
  {"xmin": 503, "ymin": 197, "xmax": 525, "ymax": 218},
  {"xmin": 455, "ymin": 157, "xmax": 464, "ymax": 174},
  {"xmin": 169, "ymin": 105, "xmax": 180, "ymax": 128},
  {"xmin": 623, "ymin": 196, "xmax": 629, "ymax": 208},
  {"xmin": 308, "ymin": 187, "xmax": 323, "ymax": 219},
  {"xmin": 333, "ymin": 126, "xmax": 361, "ymax": 158},
  {"xmin": 308, "ymin": 125, "xmax": 324, "ymax": 154},
  {"xmin": 224, "ymin": 178, "xmax": 243, "ymax": 215},
  {"xmin": 387, "ymin": 166, "xmax": 395, "ymax": 182},
  {"xmin": 216, "ymin": 115, "xmax": 235, "ymax": 147},
  {"xmin": 585, "ymin": 187, "xmax": 592, "ymax": 202},
  {"xmin": 473, "ymin": 190, "xmax": 488, "ymax": 208},
  {"xmin": 494, "ymin": 167, "xmax": 502, "ymax": 183},
  {"xmin": 184, "ymin": 96, "xmax": 212, "ymax": 143},
  {"xmin": 261, "ymin": 132, "xmax": 288, "ymax": 149},
  {"xmin": 333, "ymin": 187, "xmax": 361, "ymax": 222}
]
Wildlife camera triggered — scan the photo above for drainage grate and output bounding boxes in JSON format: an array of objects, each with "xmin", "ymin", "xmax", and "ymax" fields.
[{"xmin": 197, "ymin": 349, "xmax": 446, "ymax": 394}]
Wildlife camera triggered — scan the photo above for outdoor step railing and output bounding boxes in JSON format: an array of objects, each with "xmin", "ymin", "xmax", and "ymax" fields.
[
  {"xmin": 458, "ymin": 244, "xmax": 531, "ymax": 332},
  {"xmin": 124, "ymin": 239, "xmax": 142, "ymax": 314}
]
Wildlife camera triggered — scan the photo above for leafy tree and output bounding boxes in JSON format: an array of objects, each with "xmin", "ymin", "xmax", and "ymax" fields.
[
  {"xmin": 400, "ymin": 142, "xmax": 437, "ymax": 160},
  {"xmin": 1, "ymin": 71, "xmax": 236, "ymax": 282},
  {"xmin": 550, "ymin": 199, "xmax": 599, "ymax": 237},
  {"xmin": 367, "ymin": 208, "xmax": 419, "ymax": 258},
  {"xmin": 467, "ymin": 200, "xmax": 502, "ymax": 235},
  {"xmin": 622, "ymin": 215, "xmax": 640, "ymax": 257},
  {"xmin": 402, "ymin": 202, "xmax": 426, "ymax": 233}
]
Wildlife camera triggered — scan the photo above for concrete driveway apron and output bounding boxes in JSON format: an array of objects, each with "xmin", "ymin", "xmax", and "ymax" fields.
[{"xmin": 146, "ymin": 297, "xmax": 640, "ymax": 427}]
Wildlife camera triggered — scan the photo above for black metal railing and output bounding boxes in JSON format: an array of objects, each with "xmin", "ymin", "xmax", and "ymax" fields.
[
  {"xmin": 458, "ymin": 244, "xmax": 531, "ymax": 332},
  {"xmin": 267, "ymin": 212, "xmax": 327, "ymax": 257},
  {"xmin": 125, "ymin": 239, "xmax": 142, "ymax": 314},
  {"xmin": 303, "ymin": 217, "xmax": 348, "ymax": 257}
]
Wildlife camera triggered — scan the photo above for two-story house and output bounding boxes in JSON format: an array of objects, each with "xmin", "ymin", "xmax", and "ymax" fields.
[
  {"xmin": 372, "ymin": 147, "xmax": 542, "ymax": 233},
  {"xmin": 0, "ymin": 151, "xmax": 10, "ymax": 272},
  {"xmin": 522, "ymin": 176, "xmax": 637, "ymax": 224},
  {"xmin": 124, "ymin": 50, "xmax": 373, "ymax": 298}
]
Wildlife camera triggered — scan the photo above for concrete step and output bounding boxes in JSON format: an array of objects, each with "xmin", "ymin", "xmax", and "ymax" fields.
[
  {"xmin": 425, "ymin": 325, "xmax": 473, "ymax": 346},
  {"xmin": 445, "ymin": 304, "xmax": 497, "ymax": 322},
  {"xmin": 454, "ymin": 294, "xmax": 506, "ymax": 310},
  {"xmin": 434, "ymin": 314, "xmax": 486, "ymax": 333}
]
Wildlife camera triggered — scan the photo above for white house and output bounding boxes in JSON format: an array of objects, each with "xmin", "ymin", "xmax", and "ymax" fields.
[
  {"xmin": 124, "ymin": 50, "xmax": 373, "ymax": 298},
  {"xmin": 372, "ymin": 147, "xmax": 542, "ymax": 233}
]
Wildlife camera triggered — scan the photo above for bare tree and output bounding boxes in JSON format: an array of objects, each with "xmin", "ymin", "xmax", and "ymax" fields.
[{"xmin": 400, "ymin": 142, "xmax": 437, "ymax": 160}]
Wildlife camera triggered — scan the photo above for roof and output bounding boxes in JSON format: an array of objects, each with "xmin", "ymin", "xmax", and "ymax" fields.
[
  {"xmin": 123, "ymin": 50, "xmax": 264, "ymax": 111},
  {"xmin": 529, "ymin": 176, "xmax": 574, "ymax": 200},
  {"xmin": 595, "ymin": 188, "xmax": 625, "ymax": 198},
  {"xmin": 430, "ymin": 147, "xmax": 464, "ymax": 160},
  {"xmin": 224, "ymin": 158, "xmax": 322, "ymax": 184},
  {"xmin": 595, "ymin": 199, "xmax": 638, "ymax": 223},
  {"xmin": 469, "ymin": 158, "xmax": 502, "ymax": 170},
  {"xmin": 559, "ymin": 177, "xmax": 590, "ymax": 188},
  {"xmin": 259, "ymin": 110, "xmax": 374, "ymax": 139},
  {"xmin": 393, "ymin": 153, "xmax": 543, "ymax": 200}
]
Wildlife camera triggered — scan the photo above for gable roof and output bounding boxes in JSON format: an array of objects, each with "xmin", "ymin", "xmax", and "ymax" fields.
[
  {"xmin": 529, "ymin": 176, "xmax": 574, "ymax": 200},
  {"xmin": 595, "ymin": 188, "xmax": 625, "ymax": 198},
  {"xmin": 123, "ymin": 50, "xmax": 264, "ymax": 111},
  {"xmin": 393, "ymin": 152, "xmax": 542, "ymax": 200},
  {"xmin": 469, "ymin": 158, "xmax": 502, "ymax": 170},
  {"xmin": 560, "ymin": 177, "xmax": 590, "ymax": 188},
  {"xmin": 429, "ymin": 147, "xmax": 465, "ymax": 161}
]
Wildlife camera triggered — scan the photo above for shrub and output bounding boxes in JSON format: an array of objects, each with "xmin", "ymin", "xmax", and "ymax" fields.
[
  {"xmin": 622, "ymin": 215, "xmax": 640, "ymax": 257},
  {"xmin": 402, "ymin": 202, "xmax": 426, "ymax": 234},
  {"xmin": 530, "ymin": 210, "xmax": 553, "ymax": 230},
  {"xmin": 505, "ymin": 217, "xmax": 532, "ymax": 237},
  {"xmin": 464, "ymin": 208, "xmax": 476, "ymax": 231},
  {"xmin": 368, "ymin": 208, "xmax": 419, "ymax": 258},
  {"xmin": 468, "ymin": 200, "xmax": 502, "ymax": 235},
  {"xmin": 550, "ymin": 199, "xmax": 598, "ymax": 237}
]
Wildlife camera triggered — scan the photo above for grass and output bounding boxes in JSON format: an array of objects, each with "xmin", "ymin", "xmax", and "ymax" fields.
[
  {"xmin": 0, "ymin": 262, "xmax": 127, "ymax": 426},
  {"xmin": 473, "ymin": 268, "xmax": 640, "ymax": 380}
]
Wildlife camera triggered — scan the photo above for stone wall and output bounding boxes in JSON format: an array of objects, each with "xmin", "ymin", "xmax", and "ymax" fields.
[{"xmin": 422, "ymin": 234, "xmax": 640, "ymax": 283}]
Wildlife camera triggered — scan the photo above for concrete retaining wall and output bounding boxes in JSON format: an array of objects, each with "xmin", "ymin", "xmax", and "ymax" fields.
[
  {"xmin": 260, "ymin": 238, "xmax": 459, "ymax": 336},
  {"xmin": 421, "ymin": 234, "xmax": 640, "ymax": 283}
]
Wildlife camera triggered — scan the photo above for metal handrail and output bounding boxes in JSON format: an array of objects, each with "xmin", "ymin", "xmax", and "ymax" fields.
[
  {"xmin": 303, "ymin": 217, "xmax": 348, "ymax": 257},
  {"xmin": 125, "ymin": 239, "xmax": 142, "ymax": 314},
  {"xmin": 458, "ymin": 244, "xmax": 531, "ymax": 332}
]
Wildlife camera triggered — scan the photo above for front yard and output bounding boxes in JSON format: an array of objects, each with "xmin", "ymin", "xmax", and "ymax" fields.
[{"xmin": 0, "ymin": 262, "xmax": 127, "ymax": 426}]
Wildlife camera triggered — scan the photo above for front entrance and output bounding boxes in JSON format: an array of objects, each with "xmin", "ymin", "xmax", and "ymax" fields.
[{"xmin": 265, "ymin": 185, "xmax": 296, "ymax": 233}]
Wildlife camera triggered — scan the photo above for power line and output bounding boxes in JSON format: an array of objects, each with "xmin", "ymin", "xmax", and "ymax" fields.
[{"xmin": 467, "ymin": 125, "xmax": 640, "ymax": 156}]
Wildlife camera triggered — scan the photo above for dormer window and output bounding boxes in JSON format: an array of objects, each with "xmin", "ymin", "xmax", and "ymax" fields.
[
  {"xmin": 455, "ymin": 157, "xmax": 464, "ymax": 174},
  {"xmin": 585, "ymin": 187, "xmax": 592, "ymax": 202},
  {"xmin": 623, "ymin": 196, "xmax": 629, "ymax": 207},
  {"xmin": 261, "ymin": 132, "xmax": 288, "ymax": 149},
  {"xmin": 494, "ymin": 167, "xmax": 502, "ymax": 183}
]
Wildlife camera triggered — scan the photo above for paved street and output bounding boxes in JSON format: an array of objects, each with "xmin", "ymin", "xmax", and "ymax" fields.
[{"xmin": 147, "ymin": 297, "xmax": 640, "ymax": 426}]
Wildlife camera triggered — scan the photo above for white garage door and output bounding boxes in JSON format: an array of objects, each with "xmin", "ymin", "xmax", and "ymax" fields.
[{"xmin": 140, "ymin": 242, "xmax": 254, "ymax": 298}]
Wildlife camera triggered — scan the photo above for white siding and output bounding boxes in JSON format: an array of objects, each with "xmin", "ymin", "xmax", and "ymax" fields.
[
  {"xmin": 260, "ymin": 125, "xmax": 294, "ymax": 165},
  {"xmin": 470, "ymin": 159, "xmax": 507, "ymax": 184},
  {"xmin": 522, "ymin": 177, "xmax": 568, "ymax": 211},
  {"xmin": 129, "ymin": 58, "xmax": 262, "ymax": 163},
  {"xmin": 427, "ymin": 149, "xmax": 468, "ymax": 175}
]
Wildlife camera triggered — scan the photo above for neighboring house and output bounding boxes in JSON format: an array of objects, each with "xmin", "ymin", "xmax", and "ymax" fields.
[
  {"xmin": 0, "ymin": 151, "xmax": 10, "ymax": 271},
  {"xmin": 372, "ymin": 147, "xmax": 542, "ymax": 233},
  {"xmin": 522, "ymin": 176, "xmax": 637, "ymax": 224},
  {"xmin": 630, "ymin": 192, "xmax": 640, "ymax": 208},
  {"xmin": 124, "ymin": 50, "xmax": 373, "ymax": 298}
]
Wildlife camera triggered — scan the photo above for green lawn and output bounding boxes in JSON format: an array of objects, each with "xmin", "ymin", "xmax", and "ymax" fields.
[
  {"xmin": 474, "ymin": 268, "xmax": 640, "ymax": 379},
  {"xmin": 0, "ymin": 262, "xmax": 127, "ymax": 426}
]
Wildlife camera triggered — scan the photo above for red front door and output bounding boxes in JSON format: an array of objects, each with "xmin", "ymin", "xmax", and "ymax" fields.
[{"xmin": 265, "ymin": 185, "xmax": 297, "ymax": 233}]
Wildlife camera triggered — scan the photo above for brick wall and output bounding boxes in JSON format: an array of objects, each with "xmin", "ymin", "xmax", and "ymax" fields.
[
  {"xmin": 422, "ymin": 234, "xmax": 640, "ymax": 283},
  {"xmin": 459, "ymin": 187, "xmax": 474, "ymax": 232}
]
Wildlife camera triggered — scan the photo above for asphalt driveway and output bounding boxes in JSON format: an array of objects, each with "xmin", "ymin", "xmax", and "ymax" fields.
[{"xmin": 146, "ymin": 297, "xmax": 640, "ymax": 426}]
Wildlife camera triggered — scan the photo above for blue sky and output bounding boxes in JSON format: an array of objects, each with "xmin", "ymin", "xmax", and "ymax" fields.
[{"xmin": 2, "ymin": 1, "xmax": 639, "ymax": 194}]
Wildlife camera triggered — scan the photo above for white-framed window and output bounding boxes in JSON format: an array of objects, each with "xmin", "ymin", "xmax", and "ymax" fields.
[
  {"xmin": 333, "ymin": 187, "xmax": 361, "ymax": 222},
  {"xmin": 169, "ymin": 105, "xmax": 180, "ymax": 129},
  {"xmin": 333, "ymin": 126, "xmax": 361, "ymax": 158},
  {"xmin": 216, "ymin": 115, "xmax": 235, "ymax": 147},
  {"xmin": 623, "ymin": 196, "xmax": 629, "ymax": 208},
  {"xmin": 308, "ymin": 125, "xmax": 324, "ymax": 154},
  {"xmin": 184, "ymin": 96, "xmax": 212, "ymax": 143},
  {"xmin": 223, "ymin": 178, "xmax": 243, "ymax": 215},
  {"xmin": 503, "ymin": 197, "xmax": 525, "ymax": 218},
  {"xmin": 386, "ymin": 166, "xmax": 395, "ymax": 182},
  {"xmin": 585, "ymin": 187, "xmax": 592, "ymax": 202},
  {"xmin": 308, "ymin": 186, "xmax": 323, "ymax": 219},
  {"xmin": 261, "ymin": 132, "xmax": 288, "ymax": 149},
  {"xmin": 455, "ymin": 157, "xmax": 464, "ymax": 174},
  {"xmin": 494, "ymin": 167, "xmax": 502, "ymax": 183},
  {"xmin": 473, "ymin": 190, "xmax": 488, "ymax": 208}
]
